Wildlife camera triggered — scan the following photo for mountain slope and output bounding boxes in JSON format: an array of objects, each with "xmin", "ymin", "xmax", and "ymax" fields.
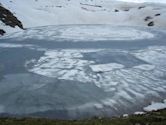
[{"xmin": 0, "ymin": 0, "xmax": 166, "ymax": 35}]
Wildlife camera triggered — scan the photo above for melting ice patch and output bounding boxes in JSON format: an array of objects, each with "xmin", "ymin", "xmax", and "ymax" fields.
[
  {"xmin": 133, "ymin": 46, "xmax": 166, "ymax": 67},
  {"xmin": 133, "ymin": 64, "xmax": 155, "ymax": 71},
  {"xmin": 1, "ymin": 25, "xmax": 154, "ymax": 41},
  {"xmin": 90, "ymin": 63, "xmax": 124, "ymax": 72},
  {"xmin": 28, "ymin": 46, "xmax": 166, "ymax": 97},
  {"xmin": 0, "ymin": 43, "xmax": 34, "ymax": 48},
  {"xmin": 28, "ymin": 49, "xmax": 99, "ymax": 83}
]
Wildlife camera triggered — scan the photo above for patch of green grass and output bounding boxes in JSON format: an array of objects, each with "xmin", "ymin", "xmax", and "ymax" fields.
[{"xmin": 0, "ymin": 109, "xmax": 166, "ymax": 125}]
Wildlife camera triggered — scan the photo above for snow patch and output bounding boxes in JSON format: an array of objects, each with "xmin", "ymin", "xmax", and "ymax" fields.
[
  {"xmin": 118, "ymin": 0, "xmax": 166, "ymax": 3},
  {"xmin": 1, "ymin": 0, "xmax": 166, "ymax": 29},
  {"xmin": 134, "ymin": 111, "xmax": 145, "ymax": 115},
  {"xmin": 123, "ymin": 114, "xmax": 129, "ymax": 117},
  {"xmin": 144, "ymin": 101, "xmax": 166, "ymax": 111}
]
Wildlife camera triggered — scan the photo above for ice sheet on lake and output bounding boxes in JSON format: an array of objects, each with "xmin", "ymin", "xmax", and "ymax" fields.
[
  {"xmin": 0, "ymin": 43, "xmax": 34, "ymax": 48},
  {"xmin": 1, "ymin": 25, "xmax": 154, "ymax": 41},
  {"xmin": 0, "ymin": 25, "xmax": 166, "ymax": 118},
  {"xmin": 90, "ymin": 63, "xmax": 124, "ymax": 72},
  {"xmin": 28, "ymin": 46, "xmax": 166, "ymax": 108}
]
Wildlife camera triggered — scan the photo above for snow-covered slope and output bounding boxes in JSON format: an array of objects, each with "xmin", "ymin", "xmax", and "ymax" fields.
[
  {"xmin": 118, "ymin": 0, "xmax": 166, "ymax": 3},
  {"xmin": 0, "ymin": 0, "xmax": 166, "ymax": 31}
]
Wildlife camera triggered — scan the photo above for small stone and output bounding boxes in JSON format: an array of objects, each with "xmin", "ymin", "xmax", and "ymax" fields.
[
  {"xmin": 124, "ymin": 9, "xmax": 129, "ymax": 11},
  {"xmin": 138, "ymin": 6, "xmax": 146, "ymax": 9},
  {"xmin": 148, "ymin": 21, "xmax": 154, "ymax": 27},
  {"xmin": 155, "ymin": 13, "xmax": 161, "ymax": 16},
  {"xmin": 0, "ymin": 29, "xmax": 6, "ymax": 36},
  {"xmin": 114, "ymin": 9, "xmax": 119, "ymax": 12},
  {"xmin": 144, "ymin": 16, "xmax": 153, "ymax": 21}
]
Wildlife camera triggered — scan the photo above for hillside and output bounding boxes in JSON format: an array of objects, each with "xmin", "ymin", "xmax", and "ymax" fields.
[{"xmin": 0, "ymin": 0, "xmax": 166, "ymax": 35}]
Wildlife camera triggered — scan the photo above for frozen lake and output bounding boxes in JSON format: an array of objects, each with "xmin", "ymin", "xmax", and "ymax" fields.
[{"xmin": 0, "ymin": 25, "xmax": 166, "ymax": 119}]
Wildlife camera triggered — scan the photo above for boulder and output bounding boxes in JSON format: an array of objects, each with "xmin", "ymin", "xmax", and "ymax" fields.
[{"xmin": 0, "ymin": 29, "xmax": 6, "ymax": 35}]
